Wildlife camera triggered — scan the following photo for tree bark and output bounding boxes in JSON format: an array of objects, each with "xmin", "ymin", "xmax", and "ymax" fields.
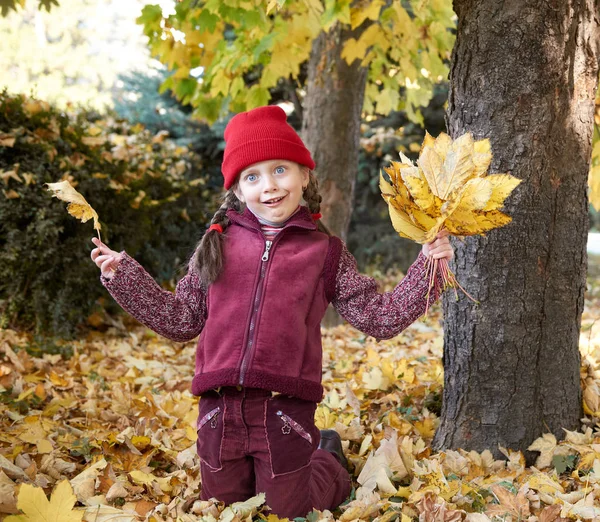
[
  {"xmin": 433, "ymin": 0, "xmax": 599, "ymax": 461},
  {"xmin": 302, "ymin": 24, "xmax": 368, "ymax": 241},
  {"xmin": 303, "ymin": 21, "xmax": 369, "ymax": 326}
]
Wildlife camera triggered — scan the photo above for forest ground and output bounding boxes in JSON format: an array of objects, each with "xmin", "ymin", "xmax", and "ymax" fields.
[{"xmin": 1, "ymin": 259, "xmax": 600, "ymax": 521}]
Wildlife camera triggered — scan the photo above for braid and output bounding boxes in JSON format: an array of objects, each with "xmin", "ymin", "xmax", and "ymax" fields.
[
  {"xmin": 192, "ymin": 188, "xmax": 242, "ymax": 286},
  {"xmin": 303, "ymin": 172, "xmax": 331, "ymax": 236}
]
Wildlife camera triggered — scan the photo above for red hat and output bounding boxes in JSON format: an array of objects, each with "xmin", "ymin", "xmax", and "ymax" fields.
[{"xmin": 221, "ymin": 106, "xmax": 316, "ymax": 190}]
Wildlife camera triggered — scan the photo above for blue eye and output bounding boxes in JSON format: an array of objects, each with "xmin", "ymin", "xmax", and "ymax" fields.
[
  {"xmin": 275, "ymin": 166, "xmax": 285, "ymax": 174},
  {"xmin": 246, "ymin": 174, "xmax": 257, "ymax": 182}
]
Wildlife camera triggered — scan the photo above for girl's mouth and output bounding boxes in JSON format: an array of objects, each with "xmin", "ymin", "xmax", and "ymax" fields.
[{"xmin": 263, "ymin": 195, "xmax": 286, "ymax": 206}]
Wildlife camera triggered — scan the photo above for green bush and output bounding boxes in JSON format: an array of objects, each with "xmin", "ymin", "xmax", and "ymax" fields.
[{"xmin": 0, "ymin": 90, "xmax": 220, "ymax": 340}]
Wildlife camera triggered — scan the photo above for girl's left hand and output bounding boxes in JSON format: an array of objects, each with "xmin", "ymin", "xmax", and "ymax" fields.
[{"xmin": 422, "ymin": 229, "xmax": 454, "ymax": 261}]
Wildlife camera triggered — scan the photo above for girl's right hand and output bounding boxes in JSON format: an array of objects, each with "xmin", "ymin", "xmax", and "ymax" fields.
[{"xmin": 90, "ymin": 237, "xmax": 123, "ymax": 280}]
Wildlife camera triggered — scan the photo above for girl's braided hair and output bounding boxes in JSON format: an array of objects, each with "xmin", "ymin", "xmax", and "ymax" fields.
[{"xmin": 192, "ymin": 169, "xmax": 330, "ymax": 287}]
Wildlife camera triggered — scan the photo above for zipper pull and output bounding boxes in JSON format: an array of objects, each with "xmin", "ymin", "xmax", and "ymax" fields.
[
  {"xmin": 261, "ymin": 240, "xmax": 273, "ymax": 262},
  {"xmin": 277, "ymin": 411, "xmax": 291, "ymax": 435}
]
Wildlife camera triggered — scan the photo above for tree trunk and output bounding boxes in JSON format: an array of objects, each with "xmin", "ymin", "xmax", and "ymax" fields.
[
  {"xmin": 302, "ymin": 24, "xmax": 368, "ymax": 242},
  {"xmin": 433, "ymin": 0, "xmax": 599, "ymax": 461},
  {"xmin": 303, "ymin": 22, "xmax": 369, "ymax": 326}
]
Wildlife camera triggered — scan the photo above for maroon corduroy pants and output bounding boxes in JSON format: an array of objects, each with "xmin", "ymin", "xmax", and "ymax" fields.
[{"xmin": 196, "ymin": 387, "xmax": 352, "ymax": 518}]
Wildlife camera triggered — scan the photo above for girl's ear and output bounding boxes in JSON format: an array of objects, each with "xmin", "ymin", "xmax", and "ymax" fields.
[
  {"xmin": 301, "ymin": 166, "xmax": 310, "ymax": 188},
  {"xmin": 233, "ymin": 183, "xmax": 245, "ymax": 203}
]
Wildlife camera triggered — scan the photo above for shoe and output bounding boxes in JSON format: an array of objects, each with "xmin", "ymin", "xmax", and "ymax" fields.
[{"xmin": 318, "ymin": 429, "xmax": 348, "ymax": 469}]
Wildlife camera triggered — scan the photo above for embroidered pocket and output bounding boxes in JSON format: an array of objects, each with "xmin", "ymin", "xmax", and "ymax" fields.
[
  {"xmin": 276, "ymin": 410, "xmax": 313, "ymax": 444},
  {"xmin": 198, "ymin": 406, "xmax": 221, "ymax": 430},
  {"xmin": 265, "ymin": 396, "xmax": 317, "ymax": 476},
  {"xmin": 196, "ymin": 397, "xmax": 224, "ymax": 471}
]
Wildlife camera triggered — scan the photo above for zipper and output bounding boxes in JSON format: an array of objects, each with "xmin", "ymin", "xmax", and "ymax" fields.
[
  {"xmin": 239, "ymin": 239, "xmax": 272, "ymax": 385},
  {"xmin": 276, "ymin": 410, "xmax": 313, "ymax": 444},
  {"xmin": 198, "ymin": 406, "xmax": 221, "ymax": 429},
  {"xmin": 236, "ymin": 219, "xmax": 316, "ymax": 385}
]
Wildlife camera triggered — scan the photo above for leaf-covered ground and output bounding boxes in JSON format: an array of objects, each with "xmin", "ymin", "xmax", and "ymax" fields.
[{"xmin": 2, "ymin": 264, "xmax": 600, "ymax": 522}]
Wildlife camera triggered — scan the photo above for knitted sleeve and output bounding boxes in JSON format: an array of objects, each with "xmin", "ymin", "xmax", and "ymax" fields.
[
  {"xmin": 331, "ymin": 241, "xmax": 444, "ymax": 340},
  {"xmin": 100, "ymin": 252, "xmax": 207, "ymax": 343}
]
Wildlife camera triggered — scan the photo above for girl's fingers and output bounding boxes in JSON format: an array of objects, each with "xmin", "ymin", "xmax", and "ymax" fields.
[
  {"xmin": 91, "ymin": 238, "xmax": 109, "ymax": 251},
  {"xmin": 101, "ymin": 258, "xmax": 115, "ymax": 273},
  {"xmin": 96, "ymin": 254, "xmax": 116, "ymax": 268}
]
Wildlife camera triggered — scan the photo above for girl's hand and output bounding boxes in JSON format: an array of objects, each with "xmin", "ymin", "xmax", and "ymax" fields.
[
  {"xmin": 90, "ymin": 237, "xmax": 123, "ymax": 280},
  {"xmin": 422, "ymin": 229, "xmax": 454, "ymax": 261}
]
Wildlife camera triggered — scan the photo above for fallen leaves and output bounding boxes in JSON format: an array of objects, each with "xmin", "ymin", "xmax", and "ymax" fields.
[
  {"xmin": 5, "ymin": 480, "xmax": 83, "ymax": 522},
  {"xmin": 1, "ymin": 270, "xmax": 600, "ymax": 520}
]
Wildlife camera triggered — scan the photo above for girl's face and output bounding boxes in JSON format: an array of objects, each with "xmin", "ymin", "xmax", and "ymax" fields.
[{"xmin": 233, "ymin": 159, "xmax": 309, "ymax": 224}]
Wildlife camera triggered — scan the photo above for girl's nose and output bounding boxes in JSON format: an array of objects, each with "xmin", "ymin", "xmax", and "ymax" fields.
[{"xmin": 263, "ymin": 175, "xmax": 277, "ymax": 191}]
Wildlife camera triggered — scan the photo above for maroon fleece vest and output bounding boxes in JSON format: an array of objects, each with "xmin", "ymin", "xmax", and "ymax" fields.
[{"xmin": 191, "ymin": 206, "xmax": 343, "ymax": 402}]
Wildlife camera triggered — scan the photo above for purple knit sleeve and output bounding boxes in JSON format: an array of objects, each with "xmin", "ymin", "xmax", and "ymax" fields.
[
  {"xmin": 100, "ymin": 252, "xmax": 207, "ymax": 343},
  {"xmin": 331, "ymin": 242, "xmax": 444, "ymax": 340}
]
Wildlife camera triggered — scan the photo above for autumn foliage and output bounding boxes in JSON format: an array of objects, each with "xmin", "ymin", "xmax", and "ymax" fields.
[
  {"xmin": 1, "ymin": 268, "xmax": 600, "ymax": 520},
  {"xmin": 0, "ymin": 90, "xmax": 219, "ymax": 339}
]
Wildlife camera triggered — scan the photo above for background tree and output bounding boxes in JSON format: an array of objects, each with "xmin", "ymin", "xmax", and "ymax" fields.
[
  {"xmin": 137, "ymin": 0, "xmax": 456, "ymax": 241},
  {"xmin": 433, "ymin": 0, "xmax": 600, "ymax": 459}
]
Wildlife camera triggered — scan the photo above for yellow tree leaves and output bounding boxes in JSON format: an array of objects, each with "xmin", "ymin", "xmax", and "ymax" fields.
[
  {"xmin": 381, "ymin": 131, "xmax": 522, "ymax": 243},
  {"xmin": 381, "ymin": 131, "xmax": 522, "ymax": 305},
  {"xmin": 137, "ymin": 0, "xmax": 455, "ymax": 124},
  {"xmin": 44, "ymin": 180, "xmax": 102, "ymax": 240},
  {"xmin": 6, "ymin": 480, "xmax": 83, "ymax": 522}
]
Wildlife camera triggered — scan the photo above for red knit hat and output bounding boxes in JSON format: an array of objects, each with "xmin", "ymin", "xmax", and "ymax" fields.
[{"xmin": 221, "ymin": 106, "xmax": 315, "ymax": 190}]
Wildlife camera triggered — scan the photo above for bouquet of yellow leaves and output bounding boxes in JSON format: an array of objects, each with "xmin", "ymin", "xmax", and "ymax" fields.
[{"xmin": 380, "ymin": 131, "xmax": 522, "ymax": 306}]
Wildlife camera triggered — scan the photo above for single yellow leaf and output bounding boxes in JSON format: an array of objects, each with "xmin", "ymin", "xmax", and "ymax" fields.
[
  {"xmin": 420, "ymin": 131, "xmax": 436, "ymax": 154},
  {"xmin": 1, "ymin": 168, "xmax": 22, "ymax": 185},
  {"xmin": 36, "ymin": 440, "xmax": 53, "ymax": 454},
  {"xmin": 482, "ymin": 174, "xmax": 522, "ymax": 211},
  {"xmin": 400, "ymin": 166, "xmax": 438, "ymax": 213},
  {"xmin": 445, "ymin": 210, "xmax": 512, "ymax": 236},
  {"xmin": 527, "ymin": 433, "xmax": 558, "ymax": 469},
  {"xmin": 350, "ymin": 0, "xmax": 384, "ymax": 29},
  {"xmin": 528, "ymin": 473, "xmax": 564, "ymax": 495},
  {"xmin": 0, "ymin": 134, "xmax": 16, "ymax": 147},
  {"xmin": 221, "ymin": 492, "xmax": 266, "ymax": 519},
  {"xmin": 417, "ymin": 146, "xmax": 444, "ymax": 198},
  {"xmin": 432, "ymin": 132, "xmax": 453, "ymax": 161},
  {"xmin": 362, "ymin": 366, "xmax": 390, "ymax": 391},
  {"xmin": 45, "ymin": 180, "xmax": 101, "ymax": 233},
  {"xmin": 379, "ymin": 170, "xmax": 395, "ymax": 197},
  {"xmin": 388, "ymin": 204, "xmax": 427, "ymax": 243},
  {"xmin": 452, "ymin": 177, "xmax": 494, "ymax": 212},
  {"xmin": 473, "ymin": 138, "xmax": 492, "ymax": 177},
  {"xmin": 439, "ymin": 132, "xmax": 475, "ymax": 198},
  {"xmin": 6, "ymin": 480, "xmax": 83, "ymax": 522}
]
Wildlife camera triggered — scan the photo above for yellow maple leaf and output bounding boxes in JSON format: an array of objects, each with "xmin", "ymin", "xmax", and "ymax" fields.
[
  {"xmin": 482, "ymin": 174, "xmax": 523, "ymax": 211},
  {"xmin": 417, "ymin": 146, "xmax": 445, "ymax": 198},
  {"xmin": 486, "ymin": 483, "xmax": 530, "ymax": 520},
  {"xmin": 380, "ymin": 130, "xmax": 521, "ymax": 307},
  {"xmin": 438, "ymin": 133, "xmax": 475, "ymax": 199},
  {"xmin": 349, "ymin": 0, "xmax": 384, "ymax": 29},
  {"xmin": 45, "ymin": 180, "xmax": 102, "ymax": 239},
  {"xmin": 6, "ymin": 480, "xmax": 83, "ymax": 522},
  {"xmin": 400, "ymin": 166, "xmax": 438, "ymax": 213},
  {"xmin": 472, "ymin": 138, "xmax": 492, "ymax": 177},
  {"xmin": 387, "ymin": 204, "xmax": 427, "ymax": 243}
]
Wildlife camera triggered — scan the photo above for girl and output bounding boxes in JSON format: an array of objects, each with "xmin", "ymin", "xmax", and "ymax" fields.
[{"xmin": 90, "ymin": 106, "xmax": 453, "ymax": 517}]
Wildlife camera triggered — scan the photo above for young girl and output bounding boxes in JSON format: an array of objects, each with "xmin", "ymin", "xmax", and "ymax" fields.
[{"xmin": 91, "ymin": 106, "xmax": 453, "ymax": 517}]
